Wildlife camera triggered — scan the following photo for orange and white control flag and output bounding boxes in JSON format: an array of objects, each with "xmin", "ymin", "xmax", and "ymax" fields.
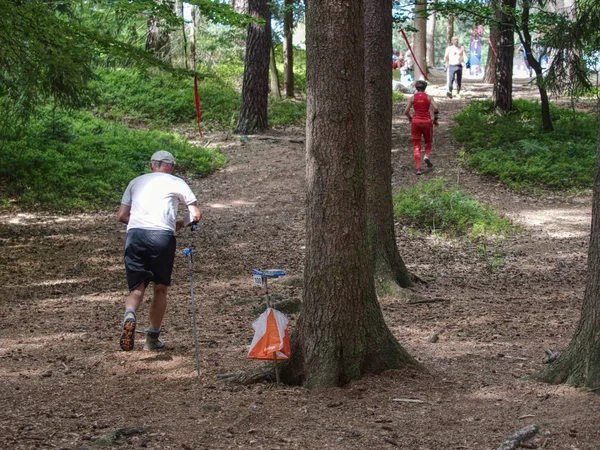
[{"xmin": 248, "ymin": 308, "xmax": 291, "ymax": 360}]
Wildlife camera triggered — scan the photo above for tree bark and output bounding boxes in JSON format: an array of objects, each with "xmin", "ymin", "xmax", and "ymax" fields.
[
  {"xmin": 519, "ymin": 0, "xmax": 553, "ymax": 131},
  {"xmin": 484, "ymin": 1, "xmax": 498, "ymax": 84},
  {"xmin": 235, "ymin": 0, "xmax": 271, "ymax": 134},
  {"xmin": 231, "ymin": 0, "xmax": 249, "ymax": 13},
  {"xmin": 493, "ymin": 0, "xmax": 516, "ymax": 112},
  {"xmin": 447, "ymin": 3, "xmax": 454, "ymax": 45},
  {"xmin": 145, "ymin": 9, "xmax": 171, "ymax": 62},
  {"xmin": 534, "ymin": 116, "xmax": 600, "ymax": 389},
  {"xmin": 364, "ymin": 0, "xmax": 413, "ymax": 290},
  {"xmin": 283, "ymin": 0, "xmax": 295, "ymax": 97},
  {"xmin": 412, "ymin": 0, "xmax": 427, "ymax": 80},
  {"xmin": 270, "ymin": 42, "xmax": 282, "ymax": 100},
  {"xmin": 281, "ymin": 0, "xmax": 420, "ymax": 389},
  {"xmin": 426, "ymin": 10, "xmax": 436, "ymax": 68}
]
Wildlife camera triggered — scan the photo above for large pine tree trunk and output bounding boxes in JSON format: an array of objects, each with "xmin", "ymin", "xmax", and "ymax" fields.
[
  {"xmin": 281, "ymin": 0, "xmax": 420, "ymax": 389},
  {"xmin": 426, "ymin": 10, "xmax": 436, "ymax": 68},
  {"xmin": 283, "ymin": 0, "xmax": 295, "ymax": 97},
  {"xmin": 412, "ymin": 0, "xmax": 427, "ymax": 80},
  {"xmin": 235, "ymin": 0, "xmax": 271, "ymax": 134},
  {"xmin": 493, "ymin": 0, "xmax": 516, "ymax": 112},
  {"xmin": 535, "ymin": 118, "xmax": 600, "ymax": 389},
  {"xmin": 364, "ymin": 0, "xmax": 413, "ymax": 290}
]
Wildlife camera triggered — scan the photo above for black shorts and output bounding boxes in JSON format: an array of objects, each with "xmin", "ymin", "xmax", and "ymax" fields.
[{"xmin": 124, "ymin": 229, "xmax": 176, "ymax": 291}]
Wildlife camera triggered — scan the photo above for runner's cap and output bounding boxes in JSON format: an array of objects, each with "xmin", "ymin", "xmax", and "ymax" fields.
[{"xmin": 150, "ymin": 150, "xmax": 175, "ymax": 165}]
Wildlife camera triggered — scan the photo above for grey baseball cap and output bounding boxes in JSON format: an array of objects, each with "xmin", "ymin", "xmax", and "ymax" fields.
[{"xmin": 150, "ymin": 150, "xmax": 175, "ymax": 165}]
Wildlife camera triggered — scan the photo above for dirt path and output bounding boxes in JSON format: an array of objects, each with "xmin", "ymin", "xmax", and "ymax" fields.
[{"xmin": 1, "ymin": 74, "xmax": 599, "ymax": 449}]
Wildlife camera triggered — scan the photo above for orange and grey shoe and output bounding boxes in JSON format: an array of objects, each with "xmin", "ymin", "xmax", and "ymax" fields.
[
  {"xmin": 119, "ymin": 314, "xmax": 136, "ymax": 351},
  {"xmin": 424, "ymin": 156, "xmax": 433, "ymax": 168}
]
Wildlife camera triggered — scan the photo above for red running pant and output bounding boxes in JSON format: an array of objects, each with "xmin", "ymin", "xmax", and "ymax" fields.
[{"xmin": 411, "ymin": 120, "xmax": 433, "ymax": 170}]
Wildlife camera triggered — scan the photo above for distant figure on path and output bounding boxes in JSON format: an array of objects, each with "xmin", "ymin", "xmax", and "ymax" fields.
[
  {"xmin": 403, "ymin": 80, "xmax": 439, "ymax": 176},
  {"xmin": 117, "ymin": 150, "xmax": 202, "ymax": 352},
  {"xmin": 444, "ymin": 36, "xmax": 465, "ymax": 98}
]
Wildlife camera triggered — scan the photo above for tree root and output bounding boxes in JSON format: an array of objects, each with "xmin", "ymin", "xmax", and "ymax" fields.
[
  {"xmin": 216, "ymin": 366, "xmax": 276, "ymax": 385},
  {"xmin": 496, "ymin": 424, "xmax": 539, "ymax": 450}
]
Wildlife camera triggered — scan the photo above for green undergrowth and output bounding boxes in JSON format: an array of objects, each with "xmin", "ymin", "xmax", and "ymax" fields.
[
  {"xmin": 453, "ymin": 99, "xmax": 598, "ymax": 192},
  {"xmin": 393, "ymin": 178, "xmax": 514, "ymax": 238},
  {"xmin": 92, "ymin": 69, "xmax": 241, "ymax": 130},
  {"xmin": 0, "ymin": 107, "xmax": 225, "ymax": 210},
  {"xmin": 93, "ymin": 68, "xmax": 308, "ymax": 129},
  {"xmin": 269, "ymin": 97, "xmax": 306, "ymax": 127}
]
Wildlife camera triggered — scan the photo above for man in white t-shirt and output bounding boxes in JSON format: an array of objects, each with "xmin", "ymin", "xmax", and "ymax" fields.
[
  {"xmin": 443, "ymin": 36, "xmax": 465, "ymax": 98},
  {"xmin": 117, "ymin": 150, "xmax": 202, "ymax": 351}
]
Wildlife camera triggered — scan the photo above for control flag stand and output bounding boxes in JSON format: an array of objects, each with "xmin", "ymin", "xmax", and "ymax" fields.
[
  {"xmin": 181, "ymin": 223, "xmax": 201, "ymax": 378},
  {"xmin": 248, "ymin": 269, "xmax": 290, "ymax": 385}
]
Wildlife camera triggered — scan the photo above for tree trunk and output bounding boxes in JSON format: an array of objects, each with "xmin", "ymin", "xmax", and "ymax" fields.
[
  {"xmin": 235, "ymin": 0, "xmax": 271, "ymax": 134},
  {"xmin": 484, "ymin": 2, "xmax": 498, "ymax": 84},
  {"xmin": 426, "ymin": 10, "xmax": 436, "ymax": 68},
  {"xmin": 520, "ymin": 0, "xmax": 553, "ymax": 131},
  {"xmin": 364, "ymin": 0, "xmax": 413, "ymax": 290},
  {"xmin": 231, "ymin": 0, "xmax": 249, "ymax": 13},
  {"xmin": 534, "ymin": 116, "xmax": 600, "ymax": 389},
  {"xmin": 412, "ymin": 0, "xmax": 427, "ymax": 80},
  {"xmin": 145, "ymin": 12, "xmax": 170, "ymax": 61},
  {"xmin": 175, "ymin": 0, "xmax": 188, "ymax": 69},
  {"xmin": 281, "ymin": 0, "xmax": 420, "ymax": 389},
  {"xmin": 283, "ymin": 0, "xmax": 295, "ymax": 97},
  {"xmin": 190, "ymin": 6, "xmax": 197, "ymax": 71},
  {"xmin": 447, "ymin": 4, "xmax": 454, "ymax": 45},
  {"xmin": 493, "ymin": 0, "xmax": 516, "ymax": 112},
  {"xmin": 269, "ymin": 42, "xmax": 282, "ymax": 100}
]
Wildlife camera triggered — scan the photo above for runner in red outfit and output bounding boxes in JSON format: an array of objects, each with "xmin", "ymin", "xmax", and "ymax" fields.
[{"xmin": 403, "ymin": 80, "xmax": 439, "ymax": 175}]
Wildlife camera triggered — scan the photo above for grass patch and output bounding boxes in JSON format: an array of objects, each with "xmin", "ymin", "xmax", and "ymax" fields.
[
  {"xmin": 453, "ymin": 99, "xmax": 598, "ymax": 192},
  {"xmin": 393, "ymin": 178, "xmax": 513, "ymax": 238},
  {"xmin": 269, "ymin": 97, "xmax": 306, "ymax": 127},
  {"xmin": 0, "ymin": 107, "xmax": 226, "ymax": 211}
]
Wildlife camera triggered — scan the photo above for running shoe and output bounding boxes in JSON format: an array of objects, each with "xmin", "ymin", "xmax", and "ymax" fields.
[
  {"xmin": 119, "ymin": 314, "xmax": 136, "ymax": 351},
  {"xmin": 424, "ymin": 157, "xmax": 433, "ymax": 168},
  {"xmin": 144, "ymin": 331, "xmax": 165, "ymax": 351}
]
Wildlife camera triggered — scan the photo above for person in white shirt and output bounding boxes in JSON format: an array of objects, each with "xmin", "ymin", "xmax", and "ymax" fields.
[
  {"xmin": 117, "ymin": 150, "xmax": 202, "ymax": 351},
  {"xmin": 443, "ymin": 36, "xmax": 465, "ymax": 98}
]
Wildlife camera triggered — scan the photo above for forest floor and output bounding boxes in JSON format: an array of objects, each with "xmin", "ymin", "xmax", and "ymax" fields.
[{"xmin": 1, "ymin": 71, "xmax": 600, "ymax": 450}]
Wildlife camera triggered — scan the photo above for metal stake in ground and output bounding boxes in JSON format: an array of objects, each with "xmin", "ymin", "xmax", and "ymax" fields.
[{"xmin": 182, "ymin": 223, "xmax": 200, "ymax": 378}]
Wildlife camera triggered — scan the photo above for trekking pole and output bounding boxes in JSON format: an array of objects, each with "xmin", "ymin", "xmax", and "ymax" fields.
[{"xmin": 181, "ymin": 222, "xmax": 200, "ymax": 378}]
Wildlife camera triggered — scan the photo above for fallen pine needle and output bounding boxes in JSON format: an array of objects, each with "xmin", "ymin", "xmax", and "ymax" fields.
[{"xmin": 391, "ymin": 398, "xmax": 425, "ymax": 403}]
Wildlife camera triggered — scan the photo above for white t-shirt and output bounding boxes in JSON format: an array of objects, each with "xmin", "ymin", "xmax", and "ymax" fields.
[
  {"xmin": 121, "ymin": 172, "xmax": 197, "ymax": 233},
  {"xmin": 445, "ymin": 45, "xmax": 464, "ymax": 66}
]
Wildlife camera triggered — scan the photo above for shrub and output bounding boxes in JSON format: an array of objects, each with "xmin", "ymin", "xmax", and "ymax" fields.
[
  {"xmin": 453, "ymin": 99, "xmax": 597, "ymax": 191},
  {"xmin": 393, "ymin": 178, "xmax": 513, "ymax": 238}
]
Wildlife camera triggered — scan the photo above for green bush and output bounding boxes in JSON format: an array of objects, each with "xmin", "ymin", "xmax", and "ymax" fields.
[
  {"xmin": 393, "ymin": 178, "xmax": 513, "ymax": 238},
  {"xmin": 453, "ymin": 99, "xmax": 598, "ymax": 191},
  {"xmin": 0, "ymin": 107, "xmax": 226, "ymax": 210}
]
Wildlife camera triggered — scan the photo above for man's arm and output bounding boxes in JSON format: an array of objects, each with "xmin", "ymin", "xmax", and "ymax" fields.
[
  {"xmin": 177, "ymin": 201, "xmax": 202, "ymax": 231},
  {"xmin": 117, "ymin": 204, "xmax": 131, "ymax": 225},
  {"xmin": 187, "ymin": 201, "xmax": 202, "ymax": 223}
]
